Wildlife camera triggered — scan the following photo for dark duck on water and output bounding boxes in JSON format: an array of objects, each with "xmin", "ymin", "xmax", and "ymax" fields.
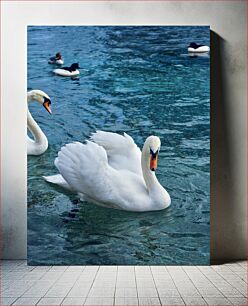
[
  {"xmin": 61, "ymin": 63, "xmax": 80, "ymax": 72},
  {"xmin": 187, "ymin": 42, "xmax": 210, "ymax": 53},
  {"xmin": 53, "ymin": 63, "xmax": 80, "ymax": 77},
  {"xmin": 48, "ymin": 52, "xmax": 64, "ymax": 65}
]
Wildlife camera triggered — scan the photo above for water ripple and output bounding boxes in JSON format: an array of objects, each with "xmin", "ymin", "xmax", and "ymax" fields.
[{"xmin": 28, "ymin": 26, "xmax": 210, "ymax": 265}]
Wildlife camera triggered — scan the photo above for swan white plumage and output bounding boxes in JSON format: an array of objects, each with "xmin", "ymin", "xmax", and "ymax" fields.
[
  {"xmin": 27, "ymin": 90, "xmax": 52, "ymax": 156},
  {"xmin": 44, "ymin": 131, "xmax": 171, "ymax": 212}
]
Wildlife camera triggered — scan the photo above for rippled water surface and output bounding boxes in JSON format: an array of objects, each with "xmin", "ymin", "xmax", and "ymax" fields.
[{"xmin": 28, "ymin": 26, "xmax": 210, "ymax": 265}]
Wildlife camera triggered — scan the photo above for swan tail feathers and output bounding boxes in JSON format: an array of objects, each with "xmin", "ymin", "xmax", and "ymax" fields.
[
  {"xmin": 43, "ymin": 174, "xmax": 73, "ymax": 191},
  {"xmin": 55, "ymin": 141, "xmax": 116, "ymax": 204}
]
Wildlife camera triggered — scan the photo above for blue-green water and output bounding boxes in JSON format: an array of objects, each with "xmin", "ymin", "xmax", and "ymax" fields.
[{"xmin": 27, "ymin": 26, "xmax": 210, "ymax": 265}]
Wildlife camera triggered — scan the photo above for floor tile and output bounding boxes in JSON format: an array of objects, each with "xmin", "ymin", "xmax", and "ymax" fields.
[
  {"xmin": 197, "ymin": 287, "xmax": 224, "ymax": 298},
  {"xmin": 12, "ymin": 297, "xmax": 41, "ymax": 305},
  {"xmin": 182, "ymin": 297, "xmax": 207, "ymax": 305},
  {"xmin": 217, "ymin": 286, "xmax": 244, "ymax": 297},
  {"xmin": 2, "ymin": 288, "xmax": 30, "ymax": 298},
  {"xmin": 88, "ymin": 286, "xmax": 115, "ymax": 298},
  {"xmin": 118, "ymin": 266, "xmax": 135, "ymax": 273},
  {"xmin": 32, "ymin": 266, "xmax": 52, "ymax": 272},
  {"xmin": 160, "ymin": 297, "xmax": 185, "ymax": 305},
  {"xmin": 61, "ymin": 297, "xmax": 86, "ymax": 305},
  {"xmin": 138, "ymin": 297, "xmax": 161, "ymax": 305},
  {"xmin": 115, "ymin": 287, "xmax": 137, "ymax": 298},
  {"xmin": 92, "ymin": 281, "xmax": 116, "ymax": 288},
  {"xmin": 115, "ymin": 297, "xmax": 138, "ymax": 305},
  {"xmin": 116, "ymin": 279, "xmax": 136, "ymax": 287},
  {"xmin": 0, "ymin": 297, "xmax": 18, "ymax": 305},
  {"xmin": 66, "ymin": 266, "xmax": 85, "ymax": 272},
  {"xmin": 67, "ymin": 284, "xmax": 91, "ymax": 297},
  {"xmin": 157, "ymin": 288, "xmax": 180, "ymax": 297},
  {"xmin": 99, "ymin": 266, "xmax": 117, "ymax": 272},
  {"xmin": 45, "ymin": 284, "xmax": 73, "ymax": 297},
  {"xmin": 49, "ymin": 266, "xmax": 68, "ymax": 272},
  {"xmin": 22, "ymin": 281, "xmax": 54, "ymax": 297},
  {"xmin": 84, "ymin": 297, "xmax": 114, "ymax": 305},
  {"xmin": 177, "ymin": 288, "xmax": 201, "ymax": 298},
  {"xmin": 204, "ymin": 297, "xmax": 233, "ymax": 305},
  {"xmin": 136, "ymin": 278, "xmax": 155, "ymax": 287},
  {"xmin": 228, "ymin": 297, "xmax": 248, "ymax": 305},
  {"xmin": 37, "ymin": 297, "xmax": 64, "ymax": 305},
  {"xmin": 83, "ymin": 266, "xmax": 99, "ymax": 273},
  {"xmin": 137, "ymin": 287, "xmax": 158, "ymax": 298}
]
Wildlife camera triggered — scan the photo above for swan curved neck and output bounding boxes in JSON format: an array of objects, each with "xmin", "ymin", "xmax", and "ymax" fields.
[
  {"xmin": 27, "ymin": 108, "xmax": 47, "ymax": 145},
  {"xmin": 141, "ymin": 143, "xmax": 159, "ymax": 191},
  {"xmin": 27, "ymin": 91, "xmax": 34, "ymax": 103},
  {"xmin": 27, "ymin": 93, "xmax": 48, "ymax": 147}
]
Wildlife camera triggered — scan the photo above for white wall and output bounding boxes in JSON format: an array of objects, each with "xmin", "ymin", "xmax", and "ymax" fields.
[{"xmin": 1, "ymin": 1, "xmax": 247, "ymax": 260}]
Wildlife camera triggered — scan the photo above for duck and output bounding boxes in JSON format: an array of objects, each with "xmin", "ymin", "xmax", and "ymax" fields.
[
  {"xmin": 53, "ymin": 63, "xmax": 80, "ymax": 77},
  {"xmin": 188, "ymin": 42, "xmax": 210, "ymax": 53},
  {"xmin": 43, "ymin": 131, "xmax": 171, "ymax": 212},
  {"xmin": 48, "ymin": 52, "xmax": 64, "ymax": 65},
  {"xmin": 27, "ymin": 90, "xmax": 52, "ymax": 155}
]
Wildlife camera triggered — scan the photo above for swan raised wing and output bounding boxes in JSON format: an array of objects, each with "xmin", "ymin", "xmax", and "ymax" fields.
[
  {"xmin": 90, "ymin": 131, "xmax": 142, "ymax": 175},
  {"xmin": 54, "ymin": 141, "xmax": 123, "ymax": 209}
]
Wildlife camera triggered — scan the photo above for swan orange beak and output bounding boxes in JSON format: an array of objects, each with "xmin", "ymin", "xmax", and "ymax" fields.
[
  {"xmin": 150, "ymin": 154, "xmax": 158, "ymax": 171},
  {"xmin": 43, "ymin": 101, "xmax": 52, "ymax": 114}
]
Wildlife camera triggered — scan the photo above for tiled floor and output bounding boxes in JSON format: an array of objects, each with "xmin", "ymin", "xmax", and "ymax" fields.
[{"xmin": 1, "ymin": 260, "xmax": 247, "ymax": 305}]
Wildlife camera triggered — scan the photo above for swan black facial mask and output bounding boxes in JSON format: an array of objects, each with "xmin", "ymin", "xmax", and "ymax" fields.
[
  {"xmin": 43, "ymin": 97, "xmax": 52, "ymax": 114},
  {"xmin": 150, "ymin": 148, "xmax": 158, "ymax": 171}
]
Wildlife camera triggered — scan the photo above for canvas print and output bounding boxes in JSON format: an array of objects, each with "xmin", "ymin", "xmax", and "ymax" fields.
[{"xmin": 27, "ymin": 26, "xmax": 210, "ymax": 265}]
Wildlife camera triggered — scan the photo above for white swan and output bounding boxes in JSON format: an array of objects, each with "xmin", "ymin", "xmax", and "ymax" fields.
[
  {"xmin": 44, "ymin": 131, "xmax": 171, "ymax": 212},
  {"xmin": 27, "ymin": 90, "xmax": 51, "ymax": 156}
]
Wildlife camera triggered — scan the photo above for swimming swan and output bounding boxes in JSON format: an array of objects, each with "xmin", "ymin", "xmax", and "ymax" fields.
[
  {"xmin": 44, "ymin": 131, "xmax": 171, "ymax": 212},
  {"xmin": 27, "ymin": 90, "xmax": 52, "ymax": 155}
]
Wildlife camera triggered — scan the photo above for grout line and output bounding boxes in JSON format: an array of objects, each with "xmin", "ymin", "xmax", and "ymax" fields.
[
  {"xmin": 164, "ymin": 266, "xmax": 185, "ymax": 305},
  {"xmin": 18, "ymin": 269, "xmax": 65, "ymax": 300},
  {"xmin": 149, "ymin": 266, "xmax": 162, "ymax": 306},
  {"xmin": 233, "ymin": 270, "xmax": 247, "ymax": 283},
  {"xmin": 212, "ymin": 267, "xmax": 247, "ymax": 297},
  {"xmin": 134, "ymin": 266, "xmax": 139, "ymax": 304},
  {"xmin": 83, "ymin": 266, "xmax": 100, "ymax": 305},
  {"xmin": 113, "ymin": 266, "xmax": 118, "ymax": 306},
  {"xmin": 195, "ymin": 266, "xmax": 228, "ymax": 297},
  {"xmin": 60, "ymin": 265, "xmax": 86, "ymax": 304},
  {"xmin": 35, "ymin": 296, "xmax": 42, "ymax": 306},
  {"xmin": 182, "ymin": 266, "xmax": 207, "ymax": 302},
  {"xmin": 226, "ymin": 296, "xmax": 248, "ymax": 306},
  {"xmin": 9, "ymin": 297, "xmax": 18, "ymax": 306}
]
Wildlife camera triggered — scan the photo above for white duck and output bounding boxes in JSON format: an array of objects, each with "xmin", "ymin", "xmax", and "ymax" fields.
[
  {"xmin": 27, "ymin": 90, "xmax": 52, "ymax": 155},
  {"xmin": 44, "ymin": 131, "xmax": 171, "ymax": 212}
]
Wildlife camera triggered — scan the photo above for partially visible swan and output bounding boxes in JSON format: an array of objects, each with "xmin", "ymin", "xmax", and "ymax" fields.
[
  {"xmin": 27, "ymin": 90, "xmax": 51, "ymax": 156},
  {"xmin": 44, "ymin": 131, "xmax": 171, "ymax": 212}
]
